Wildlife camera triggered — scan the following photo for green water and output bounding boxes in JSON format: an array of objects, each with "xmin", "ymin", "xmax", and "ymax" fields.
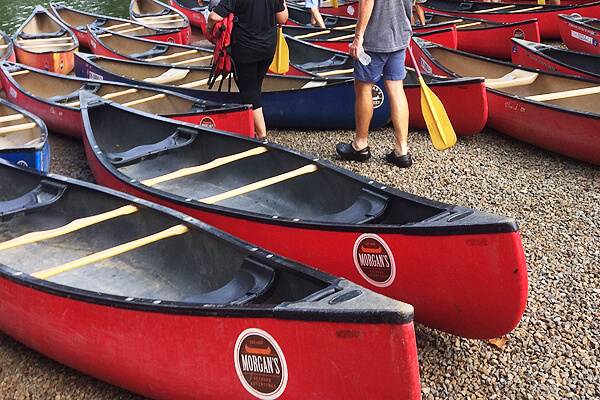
[{"xmin": 0, "ymin": 0, "xmax": 132, "ymax": 34}]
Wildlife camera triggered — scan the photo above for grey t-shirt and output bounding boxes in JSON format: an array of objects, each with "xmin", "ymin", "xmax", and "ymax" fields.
[{"xmin": 363, "ymin": 0, "xmax": 412, "ymax": 52}]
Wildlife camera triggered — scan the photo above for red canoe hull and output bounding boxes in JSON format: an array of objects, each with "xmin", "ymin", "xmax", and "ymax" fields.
[
  {"xmin": 559, "ymin": 14, "xmax": 600, "ymax": 55},
  {"xmin": 168, "ymin": 0, "xmax": 208, "ymax": 29},
  {"xmin": 422, "ymin": 1, "xmax": 600, "ymax": 40},
  {"xmin": 457, "ymin": 19, "xmax": 540, "ymax": 59},
  {"xmin": 0, "ymin": 71, "xmax": 254, "ymax": 139},
  {"xmin": 411, "ymin": 40, "xmax": 600, "ymax": 165},
  {"xmin": 0, "ymin": 276, "xmax": 421, "ymax": 400},
  {"xmin": 13, "ymin": 48, "xmax": 77, "ymax": 75},
  {"xmin": 84, "ymin": 147, "xmax": 527, "ymax": 339}
]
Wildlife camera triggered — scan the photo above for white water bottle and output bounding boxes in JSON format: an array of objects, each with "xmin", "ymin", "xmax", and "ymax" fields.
[{"xmin": 350, "ymin": 44, "xmax": 371, "ymax": 65}]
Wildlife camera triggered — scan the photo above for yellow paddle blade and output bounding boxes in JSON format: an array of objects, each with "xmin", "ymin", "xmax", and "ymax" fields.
[
  {"xmin": 331, "ymin": 0, "xmax": 339, "ymax": 8},
  {"xmin": 537, "ymin": 0, "xmax": 546, "ymax": 4},
  {"xmin": 418, "ymin": 76, "xmax": 457, "ymax": 151},
  {"xmin": 269, "ymin": 26, "xmax": 289, "ymax": 74}
]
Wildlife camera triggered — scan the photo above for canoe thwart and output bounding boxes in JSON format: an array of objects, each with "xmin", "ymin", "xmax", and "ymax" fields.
[
  {"xmin": 526, "ymin": 85, "xmax": 600, "ymax": 102},
  {"xmin": 105, "ymin": 127, "xmax": 197, "ymax": 167},
  {"xmin": 485, "ymin": 69, "xmax": 539, "ymax": 89},
  {"xmin": 314, "ymin": 187, "xmax": 390, "ymax": 224},
  {"xmin": 182, "ymin": 257, "xmax": 276, "ymax": 304},
  {"xmin": 0, "ymin": 179, "xmax": 67, "ymax": 222}
]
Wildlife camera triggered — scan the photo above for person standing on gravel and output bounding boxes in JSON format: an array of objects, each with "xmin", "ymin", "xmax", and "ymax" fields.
[{"xmin": 336, "ymin": 0, "xmax": 414, "ymax": 168}]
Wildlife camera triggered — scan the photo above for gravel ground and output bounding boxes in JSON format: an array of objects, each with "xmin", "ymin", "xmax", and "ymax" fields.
[{"xmin": 0, "ymin": 122, "xmax": 598, "ymax": 399}]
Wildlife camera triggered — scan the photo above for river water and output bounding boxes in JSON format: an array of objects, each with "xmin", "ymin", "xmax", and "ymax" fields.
[{"xmin": 0, "ymin": 0, "xmax": 131, "ymax": 34}]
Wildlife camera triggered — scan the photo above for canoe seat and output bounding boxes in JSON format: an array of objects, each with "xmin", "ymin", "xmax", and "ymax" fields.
[
  {"xmin": 485, "ymin": 69, "xmax": 539, "ymax": 89},
  {"xmin": 81, "ymin": 17, "xmax": 108, "ymax": 30},
  {"xmin": 19, "ymin": 28, "xmax": 67, "ymax": 40},
  {"xmin": 182, "ymin": 258, "xmax": 276, "ymax": 305},
  {"xmin": 105, "ymin": 127, "xmax": 197, "ymax": 167},
  {"xmin": 131, "ymin": 8, "xmax": 171, "ymax": 18},
  {"xmin": 0, "ymin": 180, "xmax": 67, "ymax": 222},
  {"xmin": 297, "ymin": 54, "xmax": 349, "ymax": 73},
  {"xmin": 143, "ymin": 67, "xmax": 190, "ymax": 84},
  {"xmin": 47, "ymin": 82, "xmax": 101, "ymax": 104},
  {"xmin": 315, "ymin": 187, "xmax": 389, "ymax": 224},
  {"xmin": 130, "ymin": 43, "xmax": 170, "ymax": 59}
]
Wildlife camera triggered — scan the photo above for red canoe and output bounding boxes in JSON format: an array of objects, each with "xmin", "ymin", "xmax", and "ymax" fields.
[
  {"xmin": 168, "ymin": 0, "xmax": 210, "ymax": 29},
  {"xmin": 290, "ymin": 0, "xmax": 361, "ymax": 18},
  {"xmin": 412, "ymin": 37, "xmax": 600, "ymax": 165},
  {"xmin": 13, "ymin": 5, "xmax": 79, "ymax": 74},
  {"xmin": 0, "ymin": 30, "xmax": 15, "ymax": 62},
  {"xmin": 421, "ymin": 0, "xmax": 600, "ymax": 39},
  {"xmin": 88, "ymin": 26, "xmax": 213, "ymax": 68},
  {"xmin": 558, "ymin": 13, "xmax": 600, "ymax": 55},
  {"xmin": 0, "ymin": 159, "xmax": 421, "ymax": 400},
  {"xmin": 511, "ymin": 37, "xmax": 600, "ymax": 79},
  {"xmin": 79, "ymin": 95, "xmax": 528, "ymax": 339},
  {"xmin": 418, "ymin": 12, "xmax": 540, "ymax": 59},
  {"xmin": 0, "ymin": 62, "xmax": 253, "ymax": 138},
  {"xmin": 282, "ymin": 24, "xmax": 458, "ymax": 52},
  {"xmin": 48, "ymin": 2, "xmax": 186, "ymax": 48},
  {"xmin": 130, "ymin": 0, "xmax": 192, "ymax": 45}
]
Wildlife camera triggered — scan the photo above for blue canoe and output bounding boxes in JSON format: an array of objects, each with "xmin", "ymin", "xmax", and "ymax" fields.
[
  {"xmin": 0, "ymin": 98, "xmax": 49, "ymax": 171},
  {"xmin": 73, "ymin": 52, "xmax": 392, "ymax": 130}
]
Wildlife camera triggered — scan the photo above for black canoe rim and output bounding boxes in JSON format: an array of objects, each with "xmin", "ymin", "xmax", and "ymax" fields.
[
  {"xmin": 0, "ymin": 61, "xmax": 251, "ymax": 117},
  {"xmin": 0, "ymin": 159, "xmax": 412, "ymax": 324},
  {"xmin": 413, "ymin": 37, "xmax": 600, "ymax": 121},
  {"xmin": 423, "ymin": 0, "xmax": 600, "ymax": 14},
  {"xmin": 80, "ymin": 95, "xmax": 519, "ymax": 236},
  {"xmin": 0, "ymin": 30, "xmax": 14, "ymax": 60}
]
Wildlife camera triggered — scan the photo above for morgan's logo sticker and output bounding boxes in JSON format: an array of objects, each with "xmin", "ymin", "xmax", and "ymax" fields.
[
  {"xmin": 513, "ymin": 28, "xmax": 525, "ymax": 40},
  {"xmin": 353, "ymin": 234, "xmax": 396, "ymax": 287},
  {"xmin": 372, "ymin": 85, "xmax": 384, "ymax": 109},
  {"xmin": 200, "ymin": 117, "xmax": 215, "ymax": 129},
  {"xmin": 235, "ymin": 329, "xmax": 288, "ymax": 399}
]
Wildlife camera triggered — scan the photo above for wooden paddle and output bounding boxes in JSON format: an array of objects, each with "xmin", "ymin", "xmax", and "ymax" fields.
[
  {"xmin": 269, "ymin": 26, "xmax": 289, "ymax": 74},
  {"xmin": 331, "ymin": 0, "xmax": 339, "ymax": 8},
  {"xmin": 406, "ymin": 45, "xmax": 456, "ymax": 151}
]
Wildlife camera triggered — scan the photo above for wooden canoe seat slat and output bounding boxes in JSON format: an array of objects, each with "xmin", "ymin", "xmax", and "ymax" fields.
[
  {"xmin": 0, "ymin": 114, "xmax": 25, "ymax": 124},
  {"xmin": 526, "ymin": 85, "xmax": 600, "ymax": 102},
  {"xmin": 0, "ymin": 122, "xmax": 38, "ymax": 135},
  {"xmin": 0, "ymin": 180, "xmax": 67, "ymax": 222},
  {"xmin": 509, "ymin": 6, "xmax": 543, "ymax": 13},
  {"xmin": 141, "ymin": 147, "xmax": 268, "ymax": 187},
  {"xmin": 317, "ymin": 68, "xmax": 354, "ymax": 77},
  {"xmin": 294, "ymin": 30, "xmax": 332, "ymax": 40},
  {"xmin": 17, "ymin": 36, "xmax": 73, "ymax": 44},
  {"xmin": 474, "ymin": 4, "xmax": 515, "ymax": 12},
  {"xmin": 106, "ymin": 127, "xmax": 197, "ymax": 167},
  {"xmin": 103, "ymin": 22, "xmax": 132, "ymax": 30},
  {"xmin": 485, "ymin": 69, "xmax": 539, "ymax": 89},
  {"xmin": 116, "ymin": 26, "xmax": 146, "ymax": 34},
  {"xmin": 146, "ymin": 49, "xmax": 198, "ymax": 62},
  {"xmin": 9, "ymin": 70, "xmax": 30, "ymax": 76},
  {"xmin": 0, "ymin": 44, "xmax": 9, "ymax": 49},
  {"xmin": 143, "ymin": 68, "xmax": 190, "ymax": 84},
  {"xmin": 0, "ymin": 205, "xmax": 138, "ymax": 251},
  {"xmin": 19, "ymin": 42, "xmax": 76, "ymax": 49},
  {"xmin": 456, "ymin": 21, "xmax": 483, "ymax": 29},
  {"xmin": 332, "ymin": 24, "xmax": 356, "ymax": 30},
  {"xmin": 31, "ymin": 224, "xmax": 189, "ymax": 280},
  {"xmin": 121, "ymin": 93, "xmax": 167, "ymax": 107},
  {"xmin": 199, "ymin": 164, "xmax": 319, "ymax": 204},
  {"xmin": 179, "ymin": 75, "xmax": 226, "ymax": 89},
  {"xmin": 136, "ymin": 14, "xmax": 181, "ymax": 21},
  {"xmin": 171, "ymin": 55, "xmax": 213, "ymax": 66},
  {"xmin": 327, "ymin": 33, "xmax": 355, "ymax": 41},
  {"xmin": 65, "ymin": 88, "xmax": 139, "ymax": 108}
]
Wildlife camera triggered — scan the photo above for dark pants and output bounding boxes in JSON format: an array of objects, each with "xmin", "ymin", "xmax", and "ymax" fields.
[{"xmin": 233, "ymin": 58, "xmax": 272, "ymax": 110}]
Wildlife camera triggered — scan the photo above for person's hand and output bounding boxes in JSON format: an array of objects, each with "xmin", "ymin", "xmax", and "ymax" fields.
[{"xmin": 349, "ymin": 37, "xmax": 364, "ymax": 61}]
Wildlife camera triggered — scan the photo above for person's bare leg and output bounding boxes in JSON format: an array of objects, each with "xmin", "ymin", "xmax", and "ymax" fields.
[
  {"xmin": 253, "ymin": 108, "xmax": 267, "ymax": 138},
  {"xmin": 384, "ymin": 79, "xmax": 409, "ymax": 156},
  {"xmin": 310, "ymin": 8, "xmax": 326, "ymax": 28},
  {"xmin": 353, "ymin": 79, "xmax": 375, "ymax": 151},
  {"xmin": 416, "ymin": 5, "xmax": 426, "ymax": 26}
]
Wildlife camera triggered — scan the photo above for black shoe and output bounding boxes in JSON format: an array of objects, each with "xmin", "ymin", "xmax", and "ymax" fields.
[
  {"xmin": 385, "ymin": 151, "xmax": 413, "ymax": 168},
  {"xmin": 336, "ymin": 141, "xmax": 371, "ymax": 161}
]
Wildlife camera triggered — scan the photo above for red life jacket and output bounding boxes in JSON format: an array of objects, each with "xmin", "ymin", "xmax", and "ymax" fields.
[{"xmin": 205, "ymin": 13, "xmax": 235, "ymax": 90}]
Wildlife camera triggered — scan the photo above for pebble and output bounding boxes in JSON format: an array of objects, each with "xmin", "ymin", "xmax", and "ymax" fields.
[{"xmin": 0, "ymin": 119, "xmax": 599, "ymax": 398}]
